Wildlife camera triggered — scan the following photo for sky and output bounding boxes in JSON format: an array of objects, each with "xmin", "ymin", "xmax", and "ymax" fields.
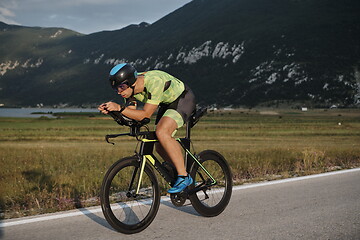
[{"xmin": 0, "ymin": 0, "xmax": 192, "ymax": 34}]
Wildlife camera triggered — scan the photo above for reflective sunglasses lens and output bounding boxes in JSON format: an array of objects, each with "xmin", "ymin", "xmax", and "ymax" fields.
[
  {"xmin": 119, "ymin": 83, "xmax": 128, "ymax": 91},
  {"xmin": 114, "ymin": 84, "xmax": 128, "ymax": 93}
]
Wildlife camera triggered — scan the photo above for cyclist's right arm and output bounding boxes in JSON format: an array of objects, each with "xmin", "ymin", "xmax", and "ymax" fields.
[
  {"xmin": 121, "ymin": 102, "xmax": 157, "ymax": 121},
  {"xmin": 98, "ymin": 97, "xmax": 137, "ymax": 114}
]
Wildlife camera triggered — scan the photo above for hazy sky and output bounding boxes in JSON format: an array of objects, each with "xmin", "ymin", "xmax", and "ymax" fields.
[{"xmin": 0, "ymin": 0, "xmax": 192, "ymax": 34}]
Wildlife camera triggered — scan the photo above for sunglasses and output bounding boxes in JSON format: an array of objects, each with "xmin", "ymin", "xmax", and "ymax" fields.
[{"xmin": 114, "ymin": 82, "xmax": 129, "ymax": 93}]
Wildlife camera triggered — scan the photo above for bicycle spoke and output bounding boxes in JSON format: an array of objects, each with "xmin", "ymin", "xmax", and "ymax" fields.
[
  {"xmin": 109, "ymin": 167, "xmax": 154, "ymax": 224},
  {"xmin": 101, "ymin": 157, "xmax": 160, "ymax": 233}
]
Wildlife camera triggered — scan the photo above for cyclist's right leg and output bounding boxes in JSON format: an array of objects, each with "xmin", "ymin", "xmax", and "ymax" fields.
[{"xmin": 156, "ymin": 116, "xmax": 187, "ymax": 176}]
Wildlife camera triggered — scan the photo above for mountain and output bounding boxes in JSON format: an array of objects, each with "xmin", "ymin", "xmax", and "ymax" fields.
[{"xmin": 0, "ymin": 0, "xmax": 360, "ymax": 108}]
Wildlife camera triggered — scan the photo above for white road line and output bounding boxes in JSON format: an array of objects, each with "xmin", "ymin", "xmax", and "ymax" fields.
[
  {"xmin": 232, "ymin": 167, "xmax": 360, "ymax": 191},
  {"xmin": 0, "ymin": 197, "xmax": 172, "ymax": 228},
  {"xmin": 1, "ymin": 168, "xmax": 359, "ymax": 228}
]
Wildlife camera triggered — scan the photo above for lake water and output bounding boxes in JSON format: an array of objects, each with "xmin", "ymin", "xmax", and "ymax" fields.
[{"xmin": 0, "ymin": 108, "xmax": 99, "ymax": 118}]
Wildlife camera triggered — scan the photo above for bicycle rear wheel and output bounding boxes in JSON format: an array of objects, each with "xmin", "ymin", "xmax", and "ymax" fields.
[
  {"xmin": 100, "ymin": 156, "xmax": 160, "ymax": 234},
  {"xmin": 189, "ymin": 150, "xmax": 232, "ymax": 217}
]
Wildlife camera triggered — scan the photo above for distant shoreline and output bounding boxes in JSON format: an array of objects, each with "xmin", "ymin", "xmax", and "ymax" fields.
[{"xmin": 0, "ymin": 108, "xmax": 99, "ymax": 118}]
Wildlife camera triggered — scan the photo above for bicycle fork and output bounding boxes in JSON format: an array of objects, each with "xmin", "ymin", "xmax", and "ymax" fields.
[
  {"xmin": 125, "ymin": 155, "xmax": 151, "ymax": 197},
  {"xmin": 135, "ymin": 155, "xmax": 156, "ymax": 195}
]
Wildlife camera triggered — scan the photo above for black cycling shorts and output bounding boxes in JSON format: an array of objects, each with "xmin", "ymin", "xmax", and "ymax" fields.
[{"xmin": 155, "ymin": 85, "xmax": 196, "ymax": 128}]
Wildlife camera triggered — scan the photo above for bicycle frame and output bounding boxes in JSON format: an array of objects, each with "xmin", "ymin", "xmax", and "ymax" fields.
[{"xmin": 134, "ymin": 133, "xmax": 217, "ymax": 195}]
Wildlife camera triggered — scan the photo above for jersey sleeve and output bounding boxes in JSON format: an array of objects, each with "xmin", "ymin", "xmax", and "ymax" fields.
[{"xmin": 126, "ymin": 97, "xmax": 137, "ymax": 107}]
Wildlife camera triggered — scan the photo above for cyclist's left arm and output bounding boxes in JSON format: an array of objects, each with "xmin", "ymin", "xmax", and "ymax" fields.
[{"xmin": 126, "ymin": 99, "xmax": 138, "ymax": 110}]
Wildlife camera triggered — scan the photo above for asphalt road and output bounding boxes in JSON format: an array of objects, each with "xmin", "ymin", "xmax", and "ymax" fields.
[{"xmin": 1, "ymin": 169, "xmax": 359, "ymax": 240}]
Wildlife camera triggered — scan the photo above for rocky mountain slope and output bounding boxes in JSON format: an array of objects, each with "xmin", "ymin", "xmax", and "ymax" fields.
[{"xmin": 0, "ymin": 0, "xmax": 359, "ymax": 108}]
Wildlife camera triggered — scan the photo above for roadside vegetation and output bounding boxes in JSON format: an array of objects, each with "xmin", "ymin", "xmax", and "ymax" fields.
[{"xmin": 1, "ymin": 108, "xmax": 359, "ymax": 219}]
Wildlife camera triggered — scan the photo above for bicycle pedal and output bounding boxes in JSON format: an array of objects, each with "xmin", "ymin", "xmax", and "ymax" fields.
[{"xmin": 170, "ymin": 192, "xmax": 188, "ymax": 207}]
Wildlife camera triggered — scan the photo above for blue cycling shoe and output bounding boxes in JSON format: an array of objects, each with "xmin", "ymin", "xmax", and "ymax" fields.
[{"xmin": 168, "ymin": 175, "xmax": 193, "ymax": 193}]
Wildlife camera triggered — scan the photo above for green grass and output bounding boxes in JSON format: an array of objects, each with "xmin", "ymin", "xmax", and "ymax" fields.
[{"xmin": 1, "ymin": 108, "xmax": 360, "ymax": 219}]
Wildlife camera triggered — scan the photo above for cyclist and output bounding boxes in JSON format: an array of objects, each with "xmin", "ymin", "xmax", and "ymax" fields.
[{"xmin": 98, "ymin": 63, "xmax": 196, "ymax": 193}]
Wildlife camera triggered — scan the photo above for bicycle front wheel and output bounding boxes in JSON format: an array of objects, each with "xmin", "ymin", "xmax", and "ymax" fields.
[
  {"xmin": 189, "ymin": 150, "xmax": 232, "ymax": 217},
  {"xmin": 100, "ymin": 156, "xmax": 160, "ymax": 234}
]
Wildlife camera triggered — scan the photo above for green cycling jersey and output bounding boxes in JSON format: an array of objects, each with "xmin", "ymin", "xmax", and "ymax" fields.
[{"xmin": 133, "ymin": 70, "xmax": 185, "ymax": 105}]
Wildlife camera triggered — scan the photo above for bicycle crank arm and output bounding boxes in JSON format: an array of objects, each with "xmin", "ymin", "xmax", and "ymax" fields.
[{"xmin": 186, "ymin": 184, "xmax": 214, "ymax": 196}]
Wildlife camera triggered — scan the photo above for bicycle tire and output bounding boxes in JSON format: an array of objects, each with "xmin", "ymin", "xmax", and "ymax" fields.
[
  {"xmin": 100, "ymin": 156, "xmax": 160, "ymax": 234},
  {"xmin": 189, "ymin": 150, "xmax": 232, "ymax": 217}
]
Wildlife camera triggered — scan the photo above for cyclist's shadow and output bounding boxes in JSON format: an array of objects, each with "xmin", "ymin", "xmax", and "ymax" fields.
[
  {"xmin": 78, "ymin": 201, "xmax": 200, "ymax": 232},
  {"xmin": 161, "ymin": 199, "xmax": 201, "ymax": 216},
  {"xmin": 78, "ymin": 202, "xmax": 142, "ymax": 232},
  {"xmin": 77, "ymin": 207, "xmax": 114, "ymax": 231}
]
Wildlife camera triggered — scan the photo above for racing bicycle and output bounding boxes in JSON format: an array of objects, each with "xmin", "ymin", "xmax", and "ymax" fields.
[{"xmin": 100, "ymin": 108, "xmax": 232, "ymax": 234}]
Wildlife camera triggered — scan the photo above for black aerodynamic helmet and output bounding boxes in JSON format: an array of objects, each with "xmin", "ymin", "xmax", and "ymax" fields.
[{"xmin": 109, "ymin": 63, "xmax": 138, "ymax": 90}]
